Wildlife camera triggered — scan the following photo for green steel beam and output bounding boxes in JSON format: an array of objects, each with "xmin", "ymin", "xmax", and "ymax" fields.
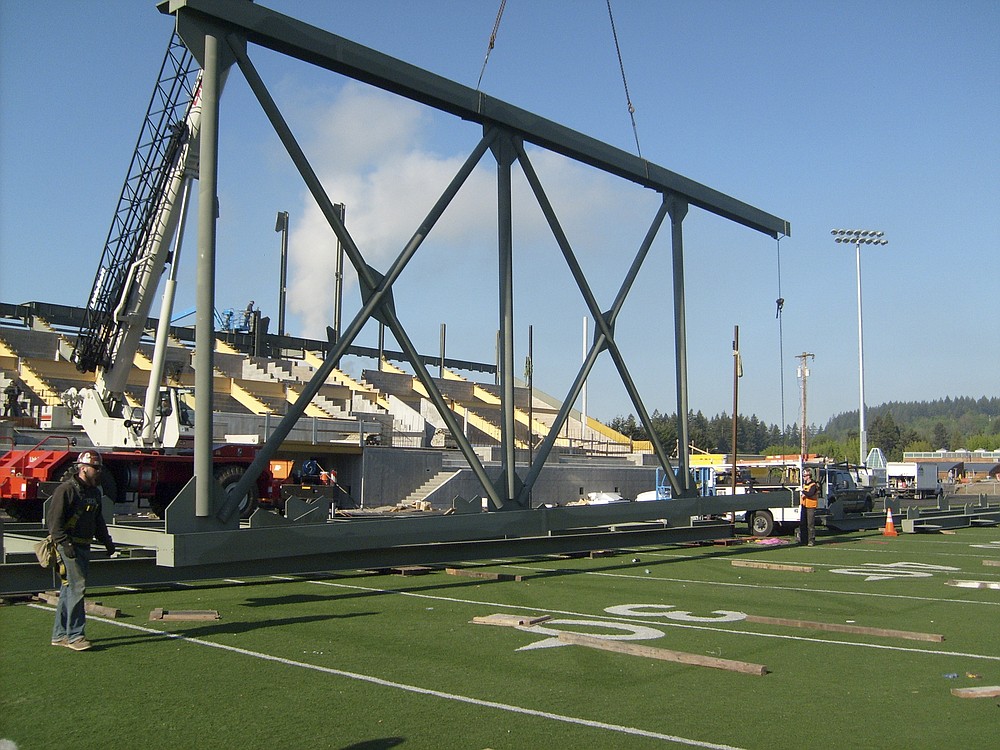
[{"xmin": 160, "ymin": 0, "xmax": 789, "ymax": 239}]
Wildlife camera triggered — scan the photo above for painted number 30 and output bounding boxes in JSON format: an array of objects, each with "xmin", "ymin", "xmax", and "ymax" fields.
[{"xmin": 516, "ymin": 604, "xmax": 745, "ymax": 651}]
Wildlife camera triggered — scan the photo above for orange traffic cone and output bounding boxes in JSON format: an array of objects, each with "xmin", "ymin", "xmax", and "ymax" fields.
[{"xmin": 883, "ymin": 507, "xmax": 898, "ymax": 537}]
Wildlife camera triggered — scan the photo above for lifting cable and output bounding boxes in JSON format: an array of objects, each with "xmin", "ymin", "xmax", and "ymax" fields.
[
  {"xmin": 606, "ymin": 0, "xmax": 642, "ymax": 159},
  {"xmin": 774, "ymin": 236, "xmax": 787, "ymax": 446},
  {"xmin": 476, "ymin": 0, "xmax": 507, "ymax": 91}
]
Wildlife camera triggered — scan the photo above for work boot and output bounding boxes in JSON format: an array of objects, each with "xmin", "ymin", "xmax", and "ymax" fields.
[
  {"xmin": 51, "ymin": 637, "xmax": 68, "ymax": 647},
  {"xmin": 66, "ymin": 638, "xmax": 92, "ymax": 651}
]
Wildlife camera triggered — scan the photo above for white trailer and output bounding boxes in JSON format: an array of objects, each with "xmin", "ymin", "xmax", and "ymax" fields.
[{"xmin": 886, "ymin": 462, "xmax": 941, "ymax": 500}]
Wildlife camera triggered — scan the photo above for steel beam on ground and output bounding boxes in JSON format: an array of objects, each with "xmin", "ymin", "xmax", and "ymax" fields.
[{"xmin": 0, "ymin": 520, "xmax": 734, "ymax": 596}]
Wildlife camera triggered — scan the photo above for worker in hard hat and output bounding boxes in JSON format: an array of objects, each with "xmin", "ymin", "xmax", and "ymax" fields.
[
  {"xmin": 46, "ymin": 450, "xmax": 116, "ymax": 651},
  {"xmin": 799, "ymin": 468, "xmax": 820, "ymax": 547}
]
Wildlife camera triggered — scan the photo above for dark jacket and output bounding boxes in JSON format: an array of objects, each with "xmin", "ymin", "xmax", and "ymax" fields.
[{"xmin": 46, "ymin": 474, "xmax": 113, "ymax": 548}]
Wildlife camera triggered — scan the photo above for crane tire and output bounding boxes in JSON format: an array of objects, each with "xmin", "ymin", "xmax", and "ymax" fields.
[{"xmin": 215, "ymin": 464, "xmax": 259, "ymax": 519}]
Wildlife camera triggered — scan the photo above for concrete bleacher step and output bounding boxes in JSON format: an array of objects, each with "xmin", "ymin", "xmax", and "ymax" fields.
[
  {"xmin": 443, "ymin": 366, "xmax": 551, "ymax": 445},
  {"xmin": 0, "ymin": 333, "xmax": 62, "ymax": 407},
  {"xmin": 304, "ymin": 351, "xmax": 392, "ymax": 410},
  {"xmin": 401, "ymin": 470, "xmax": 461, "ymax": 506},
  {"xmin": 286, "ymin": 385, "xmax": 337, "ymax": 418},
  {"xmin": 29, "ymin": 316, "xmax": 77, "ymax": 362}
]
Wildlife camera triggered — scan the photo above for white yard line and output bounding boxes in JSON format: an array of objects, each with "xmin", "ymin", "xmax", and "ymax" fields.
[
  {"xmin": 497, "ymin": 562, "xmax": 1000, "ymax": 607},
  {"xmin": 27, "ymin": 603, "xmax": 744, "ymax": 750}
]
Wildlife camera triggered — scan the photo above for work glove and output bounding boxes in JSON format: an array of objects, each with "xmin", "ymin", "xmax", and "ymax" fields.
[
  {"xmin": 105, "ymin": 542, "xmax": 116, "ymax": 557},
  {"xmin": 61, "ymin": 542, "xmax": 76, "ymax": 560}
]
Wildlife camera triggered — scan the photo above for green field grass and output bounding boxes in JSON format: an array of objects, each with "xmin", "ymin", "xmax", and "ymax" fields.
[{"xmin": 2, "ymin": 527, "xmax": 998, "ymax": 749}]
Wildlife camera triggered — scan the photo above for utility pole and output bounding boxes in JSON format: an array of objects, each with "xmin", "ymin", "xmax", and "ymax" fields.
[
  {"xmin": 796, "ymin": 352, "xmax": 814, "ymax": 460},
  {"xmin": 731, "ymin": 324, "xmax": 742, "ymax": 498}
]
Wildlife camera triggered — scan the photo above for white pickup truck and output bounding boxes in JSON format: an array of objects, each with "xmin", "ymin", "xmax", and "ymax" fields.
[{"xmin": 736, "ymin": 465, "xmax": 875, "ymax": 537}]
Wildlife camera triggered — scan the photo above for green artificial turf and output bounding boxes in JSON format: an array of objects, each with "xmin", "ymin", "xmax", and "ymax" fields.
[{"xmin": 2, "ymin": 527, "xmax": 997, "ymax": 749}]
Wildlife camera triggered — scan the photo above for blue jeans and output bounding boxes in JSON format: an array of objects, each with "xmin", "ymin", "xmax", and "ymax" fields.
[{"xmin": 52, "ymin": 544, "xmax": 90, "ymax": 643}]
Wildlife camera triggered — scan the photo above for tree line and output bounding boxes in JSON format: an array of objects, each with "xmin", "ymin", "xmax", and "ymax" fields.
[{"xmin": 606, "ymin": 395, "xmax": 1000, "ymax": 462}]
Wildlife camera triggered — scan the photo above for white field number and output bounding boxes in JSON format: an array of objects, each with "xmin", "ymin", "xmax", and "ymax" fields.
[
  {"xmin": 829, "ymin": 561, "xmax": 960, "ymax": 582},
  {"xmin": 515, "ymin": 604, "xmax": 746, "ymax": 650}
]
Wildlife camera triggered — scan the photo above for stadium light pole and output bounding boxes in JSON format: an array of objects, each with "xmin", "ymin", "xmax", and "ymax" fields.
[
  {"xmin": 275, "ymin": 211, "xmax": 289, "ymax": 336},
  {"xmin": 831, "ymin": 228, "xmax": 888, "ymax": 465}
]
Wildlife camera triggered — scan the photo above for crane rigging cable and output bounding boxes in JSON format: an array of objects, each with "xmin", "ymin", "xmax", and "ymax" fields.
[
  {"xmin": 775, "ymin": 236, "xmax": 788, "ymax": 446},
  {"xmin": 606, "ymin": 0, "xmax": 642, "ymax": 159},
  {"xmin": 476, "ymin": 0, "xmax": 507, "ymax": 91}
]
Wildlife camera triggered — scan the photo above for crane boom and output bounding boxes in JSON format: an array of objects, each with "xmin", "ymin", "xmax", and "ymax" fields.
[{"xmin": 70, "ymin": 32, "xmax": 203, "ymax": 447}]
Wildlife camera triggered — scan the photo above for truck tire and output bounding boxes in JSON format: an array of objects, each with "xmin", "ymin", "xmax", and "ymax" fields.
[
  {"xmin": 862, "ymin": 496, "xmax": 873, "ymax": 513},
  {"xmin": 749, "ymin": 510, "xmax": 774, "ymax": 537},
  {"xmin": 215, "ymin": 464, "xmax": 259, "ymax": 519}
]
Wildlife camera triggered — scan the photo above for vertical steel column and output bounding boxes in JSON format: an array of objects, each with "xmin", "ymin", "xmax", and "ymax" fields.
[
  {"xmin": 495, "ymin": 134, "xmax": 516, "ymax": 503},
  {"xmin": 216, "ymin": 37, "xmax": 506, "ymax": 517},
  {"xmin": 439, "ymin": 323, "xmax": 446, "ymax": 378},
  {"xmin": 667, "ymin": 195, "xmax": 691, "ymax": 491},
  {"xmin": 333, "ymin": 203, "xmax": 345, "ymax": 344},
  {"xmin": 194, "ymin": 31, "xmax": 222, "ymax": 517},
  {"xmin": 514, "ymin": 141, "xmax": 682, "ymax": 502}
]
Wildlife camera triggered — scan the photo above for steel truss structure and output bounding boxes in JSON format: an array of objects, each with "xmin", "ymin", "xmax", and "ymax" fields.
[{"xmin": 93, "ymin": 0, "xmax": 792, "ymax": 567}]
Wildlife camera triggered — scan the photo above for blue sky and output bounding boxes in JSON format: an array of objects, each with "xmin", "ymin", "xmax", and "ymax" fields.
[{"xmin": 1, "ymin": 0, "xmax": 997, "ymax": 431}]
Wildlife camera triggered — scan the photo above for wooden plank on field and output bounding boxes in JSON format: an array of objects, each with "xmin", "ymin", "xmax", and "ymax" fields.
[
  {"xmin": 35, "ymin": 592, "xmax": 120, "ymax": 618},
  {"xmin": 951, "ymin": 685, "xmax": 1000, "ymax": 698},
  {"xmin": 945, "ymin": 579, "xmax": 1000, "ymax": 590},
  {"xmin": 149, "ymin": 609, "xmax": 220, "ymax": 621},
  {"xmin": 713, "ymin": 537, "xmax": 745, "ymax": 546},
  {"xmin": 982, "ymin": 559, "xmax": 1000, "ymax": 567},
  {"xmin": 731, "ymin": 560, "xmax": 814, "ymax": 573},
  {"xmin": 391, "ymin": 565, "xmax": 434, "ymax": 576},
  {"xmin": 446, "ymin": 568, "xmax": 523, "ymax": 582},
  {"xmin": 472, "ymin": 613, "xmax": 552, "ymax": 627},
  {"xmin": 744, "ymin": 614, "xmax": 944, "ymax": 642},
  {"xmin": 557, "ymin": 632, "xmax": 768, "ymax": 675}
]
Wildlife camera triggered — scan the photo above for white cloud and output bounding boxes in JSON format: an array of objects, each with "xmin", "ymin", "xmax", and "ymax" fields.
[{"xmin": 285, "ymin": 83, "xmax": 658, "ymax": 341}]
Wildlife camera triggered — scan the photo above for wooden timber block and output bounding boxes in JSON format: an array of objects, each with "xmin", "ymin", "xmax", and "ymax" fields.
[
  {"xmin": 149, "ymin": 608, "xmax": 220, "ymax": 621},
  {"xmin": 713, "ymin": 538, "xmax": 744, "ymax": 546},
  {"xmin": 951, "ymin": 685, "xmax": 1000, "ymax": 698},
  {"xmin": 445, "ymin": 568, "xmax": 523, "ymax": 582},
  {"xmin": 472, "ymin": 613, "xmax": 552, "ymax": 627},
  {"xmin": 945, "ymin": 579, "xmax": 1000, "ymax": 590},
  {"xmin": 35, "ymin": 593, "xmax": 120, "ymax": 618},
  {"xmin": 589, "ymin": 549, "xmax": 617, "ymax": 558},
  {"xmin": 731, "ymin": 560, "xmax": 814, "ymax": 573},
  {"xmin": 391, "ymin": 565, "xmax": 434, "ymax": 576},
  {"xmin": 982, "ymin": 559, "xmax": 1000, "ymax": 567},
  {"xmin": 557, "ymin": 632, "xmax": 768, "ymax": 676},
  {"xmin": 744, "ymin": 614, "xmax": 944, "ymax": 642}
]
